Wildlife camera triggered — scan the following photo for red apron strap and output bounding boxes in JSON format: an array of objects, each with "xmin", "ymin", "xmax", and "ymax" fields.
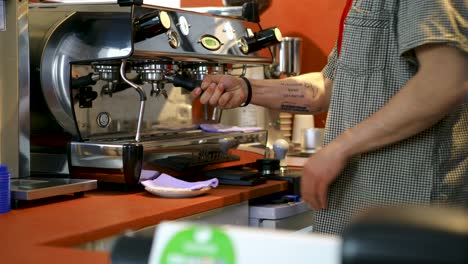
[{"xmin": 337, "ymin": 0, "xmax": 354, "ymax": 56}]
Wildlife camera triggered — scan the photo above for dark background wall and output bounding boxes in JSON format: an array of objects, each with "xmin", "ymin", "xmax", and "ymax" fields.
[{"xmin": 181, "ymin": 0, "xmax": 347, "ymax": 127}]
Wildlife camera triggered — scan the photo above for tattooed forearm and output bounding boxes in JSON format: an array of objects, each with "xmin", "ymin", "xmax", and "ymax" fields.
[
  {"xmin": 249, "ymin": 73, "xmax": 329, "ymax": 113},
  {"xmin": 276, "ymin": 79, "xmax": 321, "ymax": 113},
  {"xmin": 279, "ymin": 80, "xmax": 318, "ymax": 99}
]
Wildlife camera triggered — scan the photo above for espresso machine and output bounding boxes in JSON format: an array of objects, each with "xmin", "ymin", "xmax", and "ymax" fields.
[{"xmin": 8, "ymin": 0, "xmax": 282, "ymax": 199}]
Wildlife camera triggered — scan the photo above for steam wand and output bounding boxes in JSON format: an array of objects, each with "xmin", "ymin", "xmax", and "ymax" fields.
[{"xmin": 120, "ymin": 59, "xmax": 147, "ymax": 142}]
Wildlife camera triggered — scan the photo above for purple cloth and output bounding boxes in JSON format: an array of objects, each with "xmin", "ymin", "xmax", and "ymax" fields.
[
  {"xmin": 200, "ymin": 123, "xmax": 262, "ymax": 133},
  {"xmin": 141, "ymin": 172, "xmax": 218, "ymax": 191},
  {"xmin": 140, "ymin": 170, "xmax": 161, "ymax": 182}
]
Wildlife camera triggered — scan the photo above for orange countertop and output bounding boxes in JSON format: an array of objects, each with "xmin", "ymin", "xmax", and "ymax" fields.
[{"xmin": 0, "ymin": 180, "xmax": 288, "ymax": 264}]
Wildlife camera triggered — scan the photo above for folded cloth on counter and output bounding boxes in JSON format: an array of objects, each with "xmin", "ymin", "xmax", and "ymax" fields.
[
  {"xmin": 140, "ymin": 169, "xmax": 162, "ymax": 182},
  {"xmin": 141, "ymin": 172, "xmax": 219, "ymax": 191},
  {"xmin": 200, "ymin": 123, "xmax": 262, "ymax": 133}
]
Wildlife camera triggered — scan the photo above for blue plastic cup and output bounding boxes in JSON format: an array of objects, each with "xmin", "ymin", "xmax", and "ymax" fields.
[{"xmin": 0, "ymin": 164, "xmax": 11, "ymax": 214}]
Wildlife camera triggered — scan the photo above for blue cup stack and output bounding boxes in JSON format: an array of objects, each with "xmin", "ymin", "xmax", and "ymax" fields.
[{"xmin": 0, "ymin": 164, "xmax": 11, "ymax": 214}]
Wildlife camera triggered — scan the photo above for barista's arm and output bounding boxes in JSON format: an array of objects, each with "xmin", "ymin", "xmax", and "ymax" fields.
[
  {"xmin": 304, "ymin": 44, "xmax": 467, "ymax": 209},
  {"xmin": 331, "ymin": 44, "xmax": 466, "ymax": 158},
  {"xmin": 192, "ymin": 72, "xmax": 333, "ymax": 114}
]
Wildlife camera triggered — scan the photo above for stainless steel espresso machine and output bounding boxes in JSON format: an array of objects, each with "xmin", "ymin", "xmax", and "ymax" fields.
[{"xmin": 13, "ymin": 0, "xmax": 281, "ymax": 198}]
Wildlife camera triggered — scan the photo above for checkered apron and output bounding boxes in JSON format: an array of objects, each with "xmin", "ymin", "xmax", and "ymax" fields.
[{"xmin": 316, "ymin": 0, "xmax": 468, "ymax": 235}]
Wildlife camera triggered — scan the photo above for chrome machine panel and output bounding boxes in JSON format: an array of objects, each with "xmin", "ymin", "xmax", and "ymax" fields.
[{"xmin": 29, "ymin": 1, "xmax": 281, "ymax": 184}]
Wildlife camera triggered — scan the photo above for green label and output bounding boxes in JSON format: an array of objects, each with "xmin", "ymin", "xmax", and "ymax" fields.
[
  {"xmin": 160, "ymin": 226, "xmax": 236, "ymax": 264},
  {"xmin": 200, "ymin": 36, "xmax": 221, "ymax": 51}
]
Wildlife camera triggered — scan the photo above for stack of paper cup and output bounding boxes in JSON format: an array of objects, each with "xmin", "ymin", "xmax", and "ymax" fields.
[
  {"xmin": 279, "ymin": 112, "xmax": 293, "ymax": 141},
  {"xmin": 0, "ymin": 165, "xmax": 11, "ymax": 214},
  {"xmin": 292, "ymin": 114, "xmax": 315, "ymax": 149}
]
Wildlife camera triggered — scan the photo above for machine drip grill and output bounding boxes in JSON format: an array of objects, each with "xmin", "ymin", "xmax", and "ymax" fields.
[{"xmin": 150, "ymin": 152, "xmax": 240, "ymax": 171}]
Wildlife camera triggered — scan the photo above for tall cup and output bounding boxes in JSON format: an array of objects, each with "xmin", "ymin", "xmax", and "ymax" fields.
[
  {"xmin": 272, "ymin": 37, "xmax": 303, "ymax": 77},
  {"xmin": 0, "ymin": 165, "xmax": 11, "ymax": 214},
  {"xmin": 292, "ymin": 114, "xmax": 314, "ymax": 149},
  {"xmin": 304, "ymin": 128, "xmax": 323, "ymax": 150}
]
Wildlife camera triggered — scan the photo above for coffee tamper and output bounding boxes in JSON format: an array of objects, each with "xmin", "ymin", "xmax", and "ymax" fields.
[
  {"xmin": 273, "ymin": 139, "xmax": 289, "ymax": 173},
  {"xmin": 257, "ymin": 139, "xmax": 301, "ymax": 195},
  {"xmin": 256, "ymin": 158, "xmax": 280, "ymax": 176}
]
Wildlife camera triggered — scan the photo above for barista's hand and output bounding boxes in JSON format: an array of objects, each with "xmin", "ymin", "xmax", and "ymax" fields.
[
  {"xmin": 191, "ymin": 74, "xmax": 248, "ymax": 109},
  {"xmin": 301, "ymin": 143, "xmax": 348, "ymax": 210}
]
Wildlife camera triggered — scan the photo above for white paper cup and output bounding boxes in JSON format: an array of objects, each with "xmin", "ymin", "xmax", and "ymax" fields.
[
  {"xmin": 292, "ymin": 114, "xmax": 314, "ymax": 147},
  {"xmin": 304, "ymin": 128, "xmax": 323, "ymax": 150}
]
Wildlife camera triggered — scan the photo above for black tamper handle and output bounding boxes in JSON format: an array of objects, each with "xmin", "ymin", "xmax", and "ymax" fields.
[{"xmin": 166, "ymin": 75, "xmax": 202, "ymax": 92}]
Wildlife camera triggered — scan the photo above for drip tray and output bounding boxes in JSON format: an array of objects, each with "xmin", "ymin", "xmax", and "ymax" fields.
[{"xmin": 10, "ymin": 177, "xmax": 97, "ymax": 200}]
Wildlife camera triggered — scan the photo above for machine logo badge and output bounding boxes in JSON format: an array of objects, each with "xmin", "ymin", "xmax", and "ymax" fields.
[{"xmin": 199, "ymin": 35, "xmax": 222, "ymax": 51}]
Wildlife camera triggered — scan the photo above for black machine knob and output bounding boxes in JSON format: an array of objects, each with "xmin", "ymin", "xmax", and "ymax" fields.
[
  {"xmin": 239, "ymin": 27, "xmax": 282, "ymax": 54},
  {"xmin": 134, "ymin": 10, "xmax": 171, "ymax": 42}
]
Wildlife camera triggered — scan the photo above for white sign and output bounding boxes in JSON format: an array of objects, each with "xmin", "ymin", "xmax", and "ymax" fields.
[
  {"xmin": 149, "ymin": 221, "xmax": 342, "ymax": 264},
  {"xmin": 144, "ymin": 0, "xmax": 180, "ymax": 8}
]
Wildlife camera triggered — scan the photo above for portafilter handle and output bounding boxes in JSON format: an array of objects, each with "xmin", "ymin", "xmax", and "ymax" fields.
[
  {"xmin": 166, "ymin": 74, "xmax": 223, "ymax": 123},
  {"xmin": 71, "ymin": 73, "xmax": 99, "ymax": 89},
  {"xmin": 165, "ymin": 74, "xmax": 202, "ymax": 92}
]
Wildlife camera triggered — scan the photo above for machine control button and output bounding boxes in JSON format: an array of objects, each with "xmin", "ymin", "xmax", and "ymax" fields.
[
  {"xmin": 238, "ymin": 38, "xmax": 249, "ymax": 54},
  {"xmin": 167, "ymin": 30, "xmax": 180, "ymax": 49},
  {"xmin": 177, "ymin": 16, "xmax": 190, "ymax": 36},
  {"xmin": 239, "ymin": 27, "xmax": 282, "ymax": 54},
  {"xmin": 160, "ymin": 11, "xmax": 171, "ymax": 29},
  {"xmin": 199, "ymin": 35, "xmax": 222, "ymax": 51},
  {"xmin": 134, "ymin": 10, "xmax": 171, "ymax": 42},
  {"xmin": 97, "ymin": 112, "xmax": 111, "ymax": 128}
]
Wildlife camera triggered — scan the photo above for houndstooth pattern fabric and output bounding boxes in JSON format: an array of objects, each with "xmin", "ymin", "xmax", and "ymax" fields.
[{"xmin": 317, "ymin": 0, "xmax": 468, "ymax": 235}]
